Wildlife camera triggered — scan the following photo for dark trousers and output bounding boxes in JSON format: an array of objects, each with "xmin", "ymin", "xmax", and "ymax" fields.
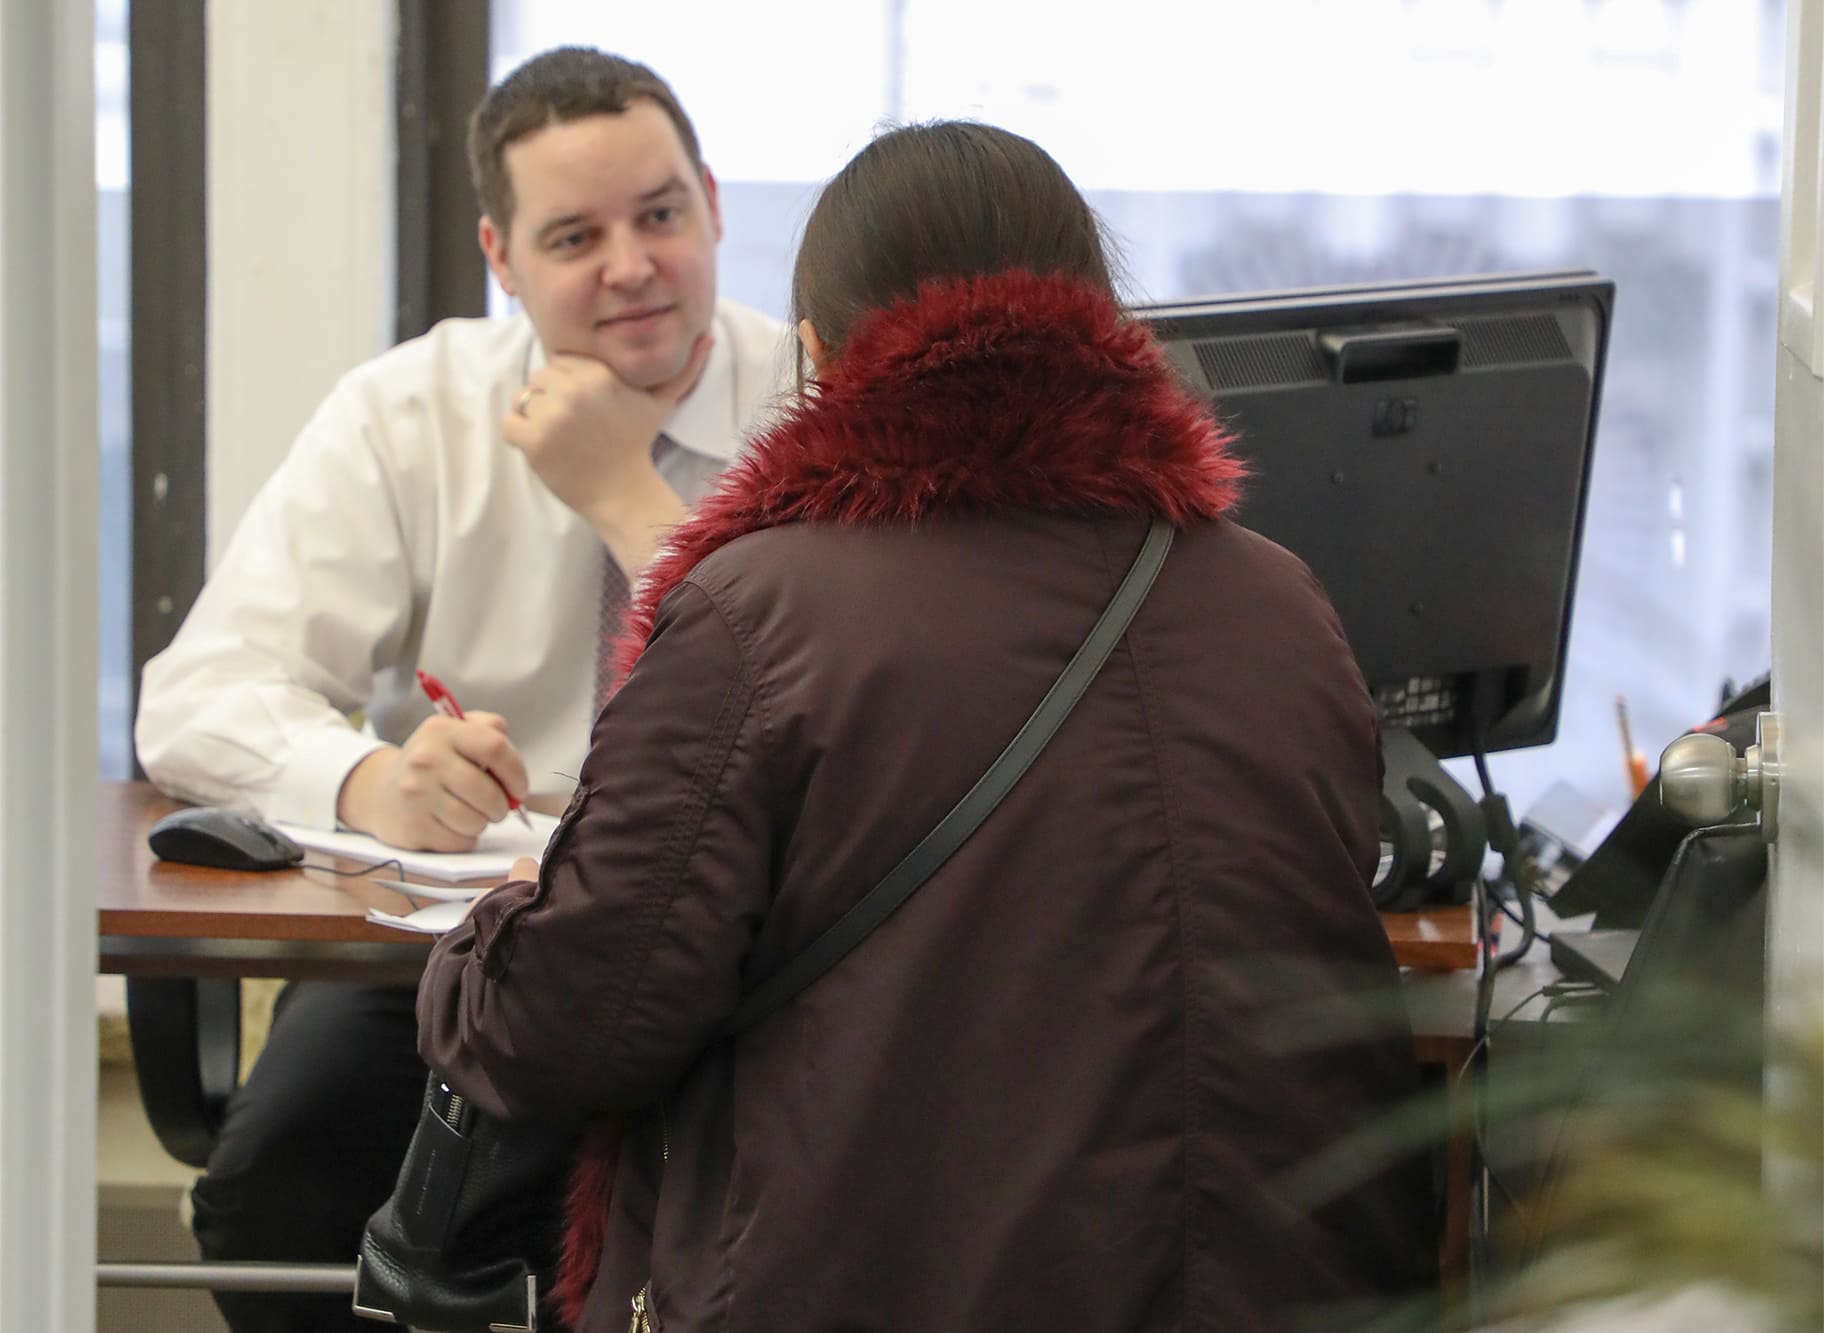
[{"xmin": 190, "ymin": 982, "xmax": 426, "ymax": 1333}]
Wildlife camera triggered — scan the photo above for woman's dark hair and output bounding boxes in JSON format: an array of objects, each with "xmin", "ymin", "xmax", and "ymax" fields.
[{"xmin": 790, "ymin": 121, "xmax": 1121, "ymax": 364}]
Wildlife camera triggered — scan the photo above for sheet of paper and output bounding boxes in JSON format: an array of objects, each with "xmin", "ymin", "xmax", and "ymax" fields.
[
  {"xmin": 368, "ymin": 879, "xmax": 488, "ymax": 903},
  {"xmin": 366, "ymin": 900, "xmax": 473, "ymax": 935},
  {"xmin": 274, "ymin": 811, "xmax": 561, "ymax": 883}
]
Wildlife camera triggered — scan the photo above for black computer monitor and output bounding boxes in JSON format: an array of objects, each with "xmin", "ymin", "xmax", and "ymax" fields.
[
  {"xmin": 1137, "ymin": 272, "xmax": 1614, "ymax": 907},
  {"xmin": 1137, "ymin": 271, "xmax": 1613, "ymax": 761}
]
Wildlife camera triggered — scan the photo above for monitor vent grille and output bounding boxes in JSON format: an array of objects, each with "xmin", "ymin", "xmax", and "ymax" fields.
[
  {"xmin": 1458, "ymin": 314, "xmax": 1571, "ymax": 368},
  {"xmin": 1191, "ymin": 333, "xmax": 1326, "ymax": 390}
]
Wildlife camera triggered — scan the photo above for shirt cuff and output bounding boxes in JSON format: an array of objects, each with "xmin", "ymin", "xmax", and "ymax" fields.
[{"xmin": 261, "ymin": 728, "xmax": 391, "ymax": 830}]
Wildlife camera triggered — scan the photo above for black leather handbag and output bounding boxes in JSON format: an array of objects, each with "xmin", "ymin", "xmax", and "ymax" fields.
[
  {"xmin": 353, "ymin": 519, "xmax": 1174, "ymax": 1332},
  {"xmin": 354, "ymin": 1074, "xmax": 577, "ymax": 1331}
]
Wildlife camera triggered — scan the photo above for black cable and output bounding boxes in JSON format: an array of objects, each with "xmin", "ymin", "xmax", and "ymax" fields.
[
  {"xmin": 1496, "ymin": 865, "xmax": 1538, "ymax": 970},
  {"xmin": 1464, "ymin": 713, "xmax": 1542, "ymax": 1272},
  {"xmin": 1466, "ymin": 872, "xmax": 1500, "ymax": 1265},
  {"xmin": 1539, "ymin": 986, "xmax": 1607, "ymax": 1023},
  {"xmin": 1458, "ymin": 980, "xmax": 1558, "ymax": 1081},
  {"xmin": 300, "ymin": 857, "xmax": 408, "ymax": 879},
  {"xmin": 1496, "ymin": 895, "xmax": 1553, "ymax": 946},
  {"xmin": 1469, "ymin": 723, "xmax": 1537, "ymax": 970},
  {"xmin": 1468, "ymin": 977, "xmax": 1601, "ymax": 1253},
  {"xmin": 1472, "ymin": 875, "xmax": 1499, "ymax": 1038},
  {"xmin": 1484, "ymin": 1160, "xmax": 1520, "ymax": 1210},
  {"xmin": 1466, "ymin": 975, "xmax": 1556, "ymax": 1267}
]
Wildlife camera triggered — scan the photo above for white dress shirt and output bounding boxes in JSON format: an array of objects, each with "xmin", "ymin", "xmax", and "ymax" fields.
[{"xmin": 136, "ymin": 299, "xmax": 789, "ymax": 830}]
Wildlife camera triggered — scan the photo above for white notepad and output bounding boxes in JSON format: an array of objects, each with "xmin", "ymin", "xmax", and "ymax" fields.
[
  {"xmin": 366, "ymin": 900, "xmax": 475, "ymax": 935},
  {"xmin": 274, "ymin": 811, "xmax": 561, "ymax": 883}
]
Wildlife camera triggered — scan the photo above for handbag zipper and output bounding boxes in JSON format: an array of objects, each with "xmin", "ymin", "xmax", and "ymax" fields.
[
  {"xmin": 435, "ymin": 1082, "xmax": 468, "ymax": 1132},
  {"xmin": 628, "ymin": 1284, "xmax": 653, "ymax": 1332}
]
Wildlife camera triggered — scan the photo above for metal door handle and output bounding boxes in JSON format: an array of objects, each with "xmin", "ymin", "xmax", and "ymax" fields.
[{"xmin": 1658, "ymin": 711, "xmax": 1781, "ymax": 842}]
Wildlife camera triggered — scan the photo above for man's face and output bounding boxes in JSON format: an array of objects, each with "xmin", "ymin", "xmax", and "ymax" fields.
[{"xmin": 479, "ymin": 102, "xmax": 722, "ymax": 389}]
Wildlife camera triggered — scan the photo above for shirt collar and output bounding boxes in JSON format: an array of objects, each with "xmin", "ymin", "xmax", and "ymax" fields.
[{"xmin": 523, "ymin": 307, "xmax": 742, "ymax": 462}]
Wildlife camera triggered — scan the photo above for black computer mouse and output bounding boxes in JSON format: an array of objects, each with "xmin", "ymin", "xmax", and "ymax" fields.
[{"xmin": 147, "ymin": 805, "xmax": 306, "ymax": 872}]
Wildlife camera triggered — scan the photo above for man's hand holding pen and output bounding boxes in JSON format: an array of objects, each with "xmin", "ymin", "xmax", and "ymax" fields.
[{"xmin": 335, "ymin": 711, "xmax": 532, "ymax": 853}]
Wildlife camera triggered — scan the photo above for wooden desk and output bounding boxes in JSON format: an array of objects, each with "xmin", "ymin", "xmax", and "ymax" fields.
[
  {"xmin": 100, "ymin": 776, "xmax": 1484, "ymax": 1268},
  {"xmin": 99, "ymin": 783, "xmax": 434, "ymax": 984},
  {"xmin": 99, "ymin": 781, "xmax": 1479, "ymax": 978},
  {"xmin": 100, "ymin": 783, "xmax": 462, "ymax": 1165}
]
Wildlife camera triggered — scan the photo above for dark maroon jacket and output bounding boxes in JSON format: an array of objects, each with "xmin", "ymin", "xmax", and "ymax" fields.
[{"xmin": 419, "ymin": 272, "xmax": 1433, "ymax": 1331}]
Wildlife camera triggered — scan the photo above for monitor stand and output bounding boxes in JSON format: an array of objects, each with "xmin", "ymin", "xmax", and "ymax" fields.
[{"xmin": 1376, "ymin": 727, "xmax": 1486, "ymax": 912}]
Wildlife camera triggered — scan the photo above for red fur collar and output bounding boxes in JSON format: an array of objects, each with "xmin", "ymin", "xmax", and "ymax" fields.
[{"xmin": 614, "ymin": 268, "xmax": 1242, "ymax": 679}]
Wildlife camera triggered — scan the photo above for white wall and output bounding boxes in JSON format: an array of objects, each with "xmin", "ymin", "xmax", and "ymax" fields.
[
  {"xmin": 207, "ymin": 0, "xmax": 397, "ymax": 557},
  {"xmin": 1770, "ymin": 356, "xmax": 1823, "ymax": 1032},
  {"xmin": 1770, "ymin": 0, "xmax": 1824, "ymax": 1049},
  {"xmin": 0, "ymin": 0, "xmax": 99, "ymax": 1327}
]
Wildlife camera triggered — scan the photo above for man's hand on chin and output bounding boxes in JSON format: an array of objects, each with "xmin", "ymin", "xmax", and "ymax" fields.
[{"xmin": 501, "ymin": 335, "xmax": 713, "ymax": 573}]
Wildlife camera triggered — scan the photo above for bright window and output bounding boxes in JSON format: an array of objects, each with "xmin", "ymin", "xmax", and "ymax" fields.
[{"xmin": 98, "ymin": 0, "xmax": 131, "ymax": 778}]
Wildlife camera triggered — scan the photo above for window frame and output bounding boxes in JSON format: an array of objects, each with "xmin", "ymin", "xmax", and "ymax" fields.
[{"xmin": 123, "ymin": 1, "xmax": 490, "ymax": 774}]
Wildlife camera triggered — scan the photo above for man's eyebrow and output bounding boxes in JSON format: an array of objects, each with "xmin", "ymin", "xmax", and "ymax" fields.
[
  {"xmin": 636, "ymin": 177, "xmax": 689, "ymax": 204},
  {"xmin": 535, "ymin": 212, "xmax": 594, "ymax": 244}
]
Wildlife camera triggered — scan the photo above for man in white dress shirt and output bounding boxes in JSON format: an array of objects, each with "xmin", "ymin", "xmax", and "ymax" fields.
[{"xmin": 135, "ymin": 48, "xmax": 786, "ymax": 1331}]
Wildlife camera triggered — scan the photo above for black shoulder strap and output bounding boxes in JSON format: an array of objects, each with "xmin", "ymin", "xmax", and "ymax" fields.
[{"xmin": 724, "ymin": 518, "xmax": 1175, "ymax": 1036}]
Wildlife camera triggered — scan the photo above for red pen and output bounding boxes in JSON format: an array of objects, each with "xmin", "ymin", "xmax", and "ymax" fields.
[{"xmin": 415, "ymin": 669, "xmax": 533, "ymax": 829}]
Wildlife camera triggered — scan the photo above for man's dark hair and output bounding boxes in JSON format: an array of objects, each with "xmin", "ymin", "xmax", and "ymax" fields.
[
  {"xmin": 791, "ymin": 120, "xmax": 1120, "ymax": 362},
  {"xmin": 468, "ymin": 46, "xmax": 703, "ymax": 233}
]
